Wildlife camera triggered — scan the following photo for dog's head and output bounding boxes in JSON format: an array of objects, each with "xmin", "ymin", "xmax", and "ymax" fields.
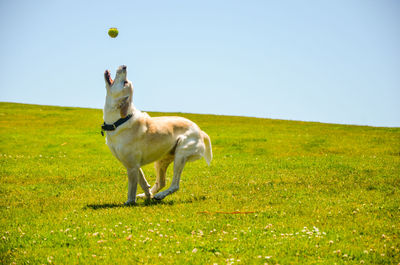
[{"xmin": 104, "ymin": 65, "xmax": 134, "ymax": 118}]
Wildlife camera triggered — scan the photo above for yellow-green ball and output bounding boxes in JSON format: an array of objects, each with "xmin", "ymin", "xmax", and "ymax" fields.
[{"xmin": 108, "ymin": 28, "xmax": 118, "ymax": 38}]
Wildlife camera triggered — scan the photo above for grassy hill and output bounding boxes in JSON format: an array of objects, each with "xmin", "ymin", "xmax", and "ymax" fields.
[{"xmin": 1, "ymin": 102, "xmax": 399, "ymax": 264}]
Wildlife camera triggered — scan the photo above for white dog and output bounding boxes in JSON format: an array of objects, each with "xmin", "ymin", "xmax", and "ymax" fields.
[{"xmin": 102, "ymin": 65, "xmax": 212, "ymax": 205}]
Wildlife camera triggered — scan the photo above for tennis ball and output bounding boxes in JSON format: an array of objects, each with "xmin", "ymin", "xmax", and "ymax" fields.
[{"xmin": 108, "ymin": 28, "xmax": 118, "ymax": 38}]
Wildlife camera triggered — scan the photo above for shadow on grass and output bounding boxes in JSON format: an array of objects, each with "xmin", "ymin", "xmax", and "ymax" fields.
[
  {"xmin": 85, "ymin": 195, "xmax": 207, "ymax": 210},
  {"xmin": 85, "ymin": 203, "xmax": 125, "ymax": 210}
]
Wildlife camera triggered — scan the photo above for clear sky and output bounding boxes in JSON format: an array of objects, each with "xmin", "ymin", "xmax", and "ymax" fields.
[{"xmin": 1, "ymin": 0, "xmax": 399, "ymax": 127}]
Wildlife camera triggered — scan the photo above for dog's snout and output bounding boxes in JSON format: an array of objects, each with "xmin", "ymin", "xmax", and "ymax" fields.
[{"xmin": 122, "ymin": 65, "xmax": 127, "ymax": 70}]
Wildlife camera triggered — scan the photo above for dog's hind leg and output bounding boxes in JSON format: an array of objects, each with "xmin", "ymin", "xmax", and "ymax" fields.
[
  {"xmin": 137, "ymin": 157, "xmax": 173, "ymax": 199},
  {"xmin": 154, "ymin": 155, "xmax": 187, "ymax": 200},
  {"xmin": 152, "ymin": 157, "xmax": 174, "ymax": 194},
  {"xmin": 153, "ymin": 133, "xmax": 205, "ymax": 200}
]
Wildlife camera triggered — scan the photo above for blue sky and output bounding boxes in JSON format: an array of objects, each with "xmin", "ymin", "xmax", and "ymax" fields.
[{"xmin": 1, "ymin": 0, "xmax": 399, "ymax": 127}]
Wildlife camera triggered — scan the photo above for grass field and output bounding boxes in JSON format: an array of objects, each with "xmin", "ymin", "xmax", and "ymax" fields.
[{"xmin": 1, "ymin": 102, "xmax": 399, "ymax": 264}]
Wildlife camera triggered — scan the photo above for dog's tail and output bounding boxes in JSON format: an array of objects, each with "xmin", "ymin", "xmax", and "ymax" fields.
[{"xmin": 201, "ymin": 131, "xmax": 212, "ymax": 165}]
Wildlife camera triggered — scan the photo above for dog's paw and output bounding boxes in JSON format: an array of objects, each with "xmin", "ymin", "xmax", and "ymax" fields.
[
  {"xmin": 137, "ymin": 192, "xmax": 153, "ymax": 199},
  {"xmin": 124, "ymin": 200, "xmax": 136, "ymax": 206},
  {"xmin": 153, "ymin": 192, "xmax": 167, "ymax": 201}
]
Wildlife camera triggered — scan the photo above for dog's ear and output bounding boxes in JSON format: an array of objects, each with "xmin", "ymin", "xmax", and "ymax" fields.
[
  {"xmin": 119, "ymin": 96, "xmax": 130, "ymax": 118},
  {"xmin": 104, "ymin": 70, "xmax": 113, "ymax": 89}
]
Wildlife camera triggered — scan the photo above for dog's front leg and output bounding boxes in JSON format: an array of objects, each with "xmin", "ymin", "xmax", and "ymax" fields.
[
  {"xmin": 125, "ymin": 167, "xmax": 139, "ymax": 205},
  {"xmin": 138, "ymin": 168, "xmax": 152, "ymax": 199}
]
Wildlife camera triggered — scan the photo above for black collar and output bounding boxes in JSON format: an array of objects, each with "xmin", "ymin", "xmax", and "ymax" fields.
[{"xmin": 101, "ymin": 114, "xmax": 133, "ymax": 136}]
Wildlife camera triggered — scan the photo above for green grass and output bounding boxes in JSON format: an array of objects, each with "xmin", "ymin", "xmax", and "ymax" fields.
[{"xmin": 1, "ymin": 102, "xmax": 399, "ymax": 264}]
